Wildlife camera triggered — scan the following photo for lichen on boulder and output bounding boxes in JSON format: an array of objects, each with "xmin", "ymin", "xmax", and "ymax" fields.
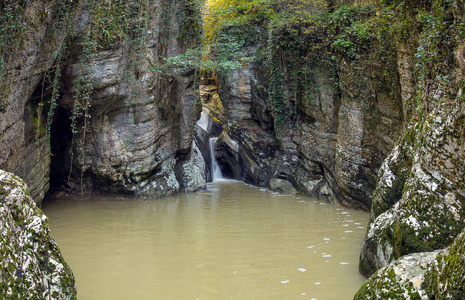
[
  {"xmin": 359, "ymin": 100, "xmax": 465, "ymax": 277},
  {"xmin": 355, "ymin": 229, "xmax": 465, "ymax": 299},
  {"xmin": 0, "ymin": 170, "xmax": 76, "ymax": 299}
]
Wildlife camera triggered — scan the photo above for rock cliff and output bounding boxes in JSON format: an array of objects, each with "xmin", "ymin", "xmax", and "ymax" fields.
[
  {"xmin": 0, "ymin": 170, "xmax": 76, "ymax": 299},
  {"xmin": 358, "ymin": 0, "xmax": 465, "ymax": 279},
  {"xmin": 0, "ymin": 0, "xmax": 204, "ymax": 205},
  {"xmin": 208, "ymin": 8, "xmax": 403, "ymax": 210}
]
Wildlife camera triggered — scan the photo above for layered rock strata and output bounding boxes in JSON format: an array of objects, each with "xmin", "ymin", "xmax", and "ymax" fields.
[
  {"xmin": 210, "ymin": 24, "xmax": 402, "ymax": 209},
  {"xmin": 0, "ymin": 0, "xmax": 203, "ymax": 204}
]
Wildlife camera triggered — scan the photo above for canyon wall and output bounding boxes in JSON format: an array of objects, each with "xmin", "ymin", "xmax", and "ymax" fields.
[
  {"xmin": 356, "ymin": 1, "xmax": 465, "ymax": 294},
  {"xmin": 0, "ymin": 0, "xmax": 205, "ymax": 205},
  {"xmin": 210, "ymin": 8, "xmax": 403, "ymax": 211},
  {"xmin": 203, "ymin": 1, "xmax": 464, "ymax": 295}
]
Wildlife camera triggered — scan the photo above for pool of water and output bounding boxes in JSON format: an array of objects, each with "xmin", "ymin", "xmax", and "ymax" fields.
[{"xmin": 42, "ymin": 180, "xmax": 369, "ymax": 299}]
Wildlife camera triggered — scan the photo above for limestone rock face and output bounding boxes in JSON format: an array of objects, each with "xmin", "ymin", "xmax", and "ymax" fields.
[
  {"xmin": 210, "ymin": 45, "xmax": 281, "ymax": 186},
  {"xmin": 356, "ymin": 229, "xmax": 465, "ymax": 299},
  {"xmin": 0, "ymin": 0, "xmax": 80, "ymax": 204},
  {"xmin": 0, "ymin": 0, "xmax": 203, "ymax": 204},
  {"xmin": 359, "ymin": 2, "xmax": 465, "ymax": 277},
  {"xmin": 178, "ymin": 138, "xmax": 207, "ymax": 193},
  {"xmin": 215, "ymin": 26, "xmax": 402, "ymax": 209},
  {"xmin": 334, "ymin": 56, "xmax": 402, "ymax": 210},
  {"xmin": 0, "ymin": 170, "xmax": 76, "ymax": 299},
  {"xmin": 53, "ymin": 1, "xmax": 201, "ymax": 198},
  {"xmin": 359, "ymin": 100, "xmax": 465, "ymax": 277}
]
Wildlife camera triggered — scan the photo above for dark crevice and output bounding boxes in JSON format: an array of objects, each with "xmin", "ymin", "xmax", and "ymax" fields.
[
  {"xmin": 48, "ymin": 107, "xmax": 73, "ymax": 195},
  {"xmin": 217, "ymin": 158, "xmax": 234, "ymax": 179}
]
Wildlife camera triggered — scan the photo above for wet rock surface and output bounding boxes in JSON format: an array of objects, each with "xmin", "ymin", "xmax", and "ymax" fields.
[
  {"xmin": 359, "ymin": 101, "xmax": 465, "ymax": 277},
  {"xmin": 0, "ymin": 170, "xmax": 76, "ymax": 299},
  {"xmin": 55, "ymin": 1, "xmax": 201, "ymax": 198},
  {"xmin": 358, "ymin": 5, "xmax": 465, "ymax": 297},
  {"xmin": 0, "ymin": 0, "xmax": 78, "ymax": 204}
]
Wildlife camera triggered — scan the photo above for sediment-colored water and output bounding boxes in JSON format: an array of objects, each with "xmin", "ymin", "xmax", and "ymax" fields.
[{"xmin": 42, "ymin": 180, "xmax": 369, "ymax": 299}]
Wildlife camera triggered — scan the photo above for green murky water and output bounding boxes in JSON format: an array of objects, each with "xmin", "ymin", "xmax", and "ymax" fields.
[{"xmin": 42, "ymin": 180, "xmax": 369, "ymax": 299}]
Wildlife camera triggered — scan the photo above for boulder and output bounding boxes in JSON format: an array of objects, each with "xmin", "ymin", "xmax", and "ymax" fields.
[
  {"xmin": 356, "ymin": 229, "xmax": 465, "ymax": 299},
  {"xmin": 0, "ymin": 170, "xmax": 76, "ymax": 299}
]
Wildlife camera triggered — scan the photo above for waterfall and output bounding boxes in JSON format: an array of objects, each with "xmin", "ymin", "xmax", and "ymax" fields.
[
  {"xmin": 197, "ymin": 109, "xmax": 210, "ymax": 132},
  {"xmin": 209, "ymin": 137, "xmax": 223, "ymax": 181},
  {"xmin": 196, "ymin": 108, "xmax": 223, "ymax": 181}
]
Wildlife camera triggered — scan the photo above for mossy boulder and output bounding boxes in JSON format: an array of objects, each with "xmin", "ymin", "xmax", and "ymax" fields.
[
  {"xmin": 355, "ymin": 228, "xmax": 465, "ymax": 299},
  {"xmin": 359, "ymin": 0, "xmax": 465, "ymax": 275},
  {"xmin": 360, "ymin": 102, "xmax": 465, "ymax": 277},
  {"xmin": 0, "ymin": 170, "xmax": 76, "ymax": 299}
]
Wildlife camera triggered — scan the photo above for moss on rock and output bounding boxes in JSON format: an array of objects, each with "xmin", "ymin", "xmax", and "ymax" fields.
[
  {"xmin": 0, "ymin": 170, "xmax": 76, "ymax": 299},
  {"xmin": 356, "ymin": 229, "xmax": 465, "ymax": 299}
]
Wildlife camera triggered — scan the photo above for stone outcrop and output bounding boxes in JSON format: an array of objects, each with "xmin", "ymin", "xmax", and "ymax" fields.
[
  {"xmin": 0, "ymin": 0, "xmax": 80, "ymax": 204},
  {"xmin": 355, "ymin": 228, "xmax": 465, "ymax": 299},
  {"xmin": 52, "ymin": 0, "xmax": 203, "ymax": 199},
  {"xmin": 0, "ymin": 170, "xmax": 76, "ymax": 299},
  {"xmin": 359, "ymin": 103, "xmax": 465, "ymax": 276}
]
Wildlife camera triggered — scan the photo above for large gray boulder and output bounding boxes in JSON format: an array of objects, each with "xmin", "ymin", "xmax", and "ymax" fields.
[
  {"xmin": 355, "ymin": 229, "xmax": 465, "ymax": 299},
  {"xmin": 0, "ymin": 170, "xmax": 76, "ymax": 299}
]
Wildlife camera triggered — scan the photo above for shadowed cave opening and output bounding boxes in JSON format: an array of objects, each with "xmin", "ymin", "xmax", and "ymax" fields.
[
  {"xmin": 216, "ymin": 157, "xmax": 234, "ymax": 179},
  {"xmin": 48, "ymin": 106, "xmax": 73, "ymax": 195},
  {"xmin": 214, "ymin": 141, "xmax": 244, "ymax": 181}
]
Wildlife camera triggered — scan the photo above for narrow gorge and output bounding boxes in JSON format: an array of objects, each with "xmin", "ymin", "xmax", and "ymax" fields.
[{"xmin": 1, "ymin": 0, "xmax": 464, "ymax": 299}]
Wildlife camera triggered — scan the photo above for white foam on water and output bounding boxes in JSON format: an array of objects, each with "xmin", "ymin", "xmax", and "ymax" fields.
[
  {"xmin": 209, "ymin": 138, "xmax": 223, "ymax": 181},
  {"xmin": 197, "ymin": 110, "xmax": 210, "ymax": 132}
]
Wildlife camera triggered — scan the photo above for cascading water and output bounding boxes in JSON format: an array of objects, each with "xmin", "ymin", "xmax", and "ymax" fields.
[
  {"xmin": 209, "ymin": 137, "xmax": 223, "ymax": 181},
  {"xmin": 197, "ymin": 109, "xmax": 210, "ymax": 132},
  {"xmin": 196, "ymin": 108, "xmax": 223, "ymax": 181}
]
